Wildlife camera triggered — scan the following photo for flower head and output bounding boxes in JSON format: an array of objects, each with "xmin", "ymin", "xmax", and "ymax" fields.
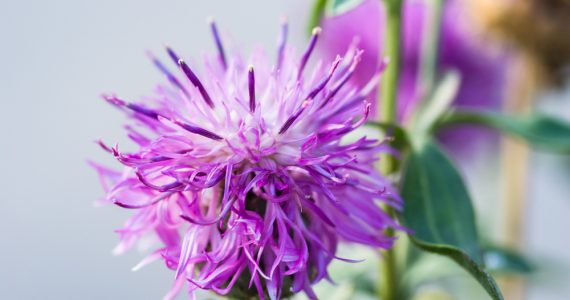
[{"xmin": 93, "ymin": 19, "xmax": 401, "ymax": 300}]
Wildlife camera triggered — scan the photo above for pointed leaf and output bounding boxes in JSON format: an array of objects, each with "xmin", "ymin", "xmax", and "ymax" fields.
[
  {"xmin": 409, "ymin": 239, "xmax": 504, "ymax": 300},
  {"xmin": 414, "ymin": 70, "xmax": 461, "ymax": 134},
  {"xmin": 400, "ymin": 138, "xmax": 503, "ymax": 300},
  {"xmin": 401, "ymin": 139, "xmax": 480, "ymax": 261},
  {"xmin": 437, "ymin": 111, "xmax": 570, "ymax": 152}
]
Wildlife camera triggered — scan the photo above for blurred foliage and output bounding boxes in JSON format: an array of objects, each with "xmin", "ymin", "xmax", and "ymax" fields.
[
  {"xmin": 308, "ymin": 0, "xmax": 570, "ymax": 299},
  {"xmin": 437, "ymin": 111, "xmax": 570, "ymax": 152},
  {"xmin": 479, "ymin": 0, "xmax": 570, "ymax": 85},
  {"xmin": 400, "ymin": 138, "xmax": 503, "ymax": 300},
  {"xmin": 484, "ymin": 246, "xmax": 535, "ymax": 275},
  {"xmin": 307, "ymin": 0, "xmax": 365, "ymax": 34}
]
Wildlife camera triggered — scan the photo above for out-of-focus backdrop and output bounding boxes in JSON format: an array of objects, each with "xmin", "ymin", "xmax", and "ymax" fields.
[{"xmin": 0, "ymin": 0, "xmax": 568, "ymax": 299}]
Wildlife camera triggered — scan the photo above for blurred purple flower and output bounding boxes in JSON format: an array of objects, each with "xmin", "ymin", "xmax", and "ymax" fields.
[
  {"xmin": 92, "ymin": 21, "xmax": 401, "ymax": 300},
  {"xmin": 319, "ymin": 0, "xmax": 508, "ymax": 156}
]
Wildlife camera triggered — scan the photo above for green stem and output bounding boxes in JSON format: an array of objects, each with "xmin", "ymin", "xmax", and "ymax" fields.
[
  {"xmin": 378, "ymin": 0, "xmax": 403, "ymax": 299},
  {"xmin": 418, "ymin": 0, "xmax": 444, "ymax": 101},
  {"xmin": 307, "ymin": 0, "xmax": 328, "ymax": 35},
  {"xmin": 379, "ymin": 222, "xmax": 398, "ymax": 300},
  {"xmin": 377, "ymin": 0, "xmax": 447, "ymax": 299},
  {"xmin": 379, "ymin": 0, "xmax": 403, "ymax": 127}
]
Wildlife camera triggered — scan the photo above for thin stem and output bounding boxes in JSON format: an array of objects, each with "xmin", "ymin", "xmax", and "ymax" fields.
[
  {"xmin": 379, "ymin": 224, "xmax": 398, "ymax": 300},
  {"xmin": 418, "ymin": 0, "xmax": 444, "ymax": 99},
  {"xmin": 377, "ymin": 0, "xmax": 447, "ymax": 299},
  {"xmin": 378, "ymin": 0, "xmax": 403, "ymax": 300},
  {"xmin": 379, "ymin": 0, "xmax": 403, "ymax": 127},
  {"xmin": 307, "ymin": 0, "xmax": 328, "ymax": 36}
]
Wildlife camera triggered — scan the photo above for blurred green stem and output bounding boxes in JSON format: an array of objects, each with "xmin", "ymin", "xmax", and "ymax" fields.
[
  {"xmin": 377, "ymin": 0, "xmax": 447, "ymax": 299},
  {"xmin": 307, "ymin": 0, "xmax": 328, "ymax": 35},
  {"xmin": 378, "ymin": 0, "xmax": 403, "ymax": 299},
  {"xmin": 419, "ymin": 0, "xmax": 444, "ymax": 100},
  {"xmin": 379, "ymin": 0, "xmax": 403, "ymax": 127}
]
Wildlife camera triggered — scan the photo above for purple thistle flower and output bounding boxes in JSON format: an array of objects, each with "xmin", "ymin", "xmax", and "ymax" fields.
[{"xmin": 93, "ymin": 20, "xmax": 401, "ymax": 300}]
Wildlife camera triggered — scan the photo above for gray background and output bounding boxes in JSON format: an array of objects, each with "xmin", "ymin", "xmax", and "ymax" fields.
[{"xmin": 0, "ymin": 0, "xmax": 568, "ymax": 299}]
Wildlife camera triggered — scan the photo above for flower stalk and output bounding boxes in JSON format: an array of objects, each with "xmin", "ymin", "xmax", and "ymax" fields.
[
  {"xmin": 419, "ymin": 0, "xmax": 444, "ymax": 99},
  {"xmin": 379, "ymin": 0, "xmax": 403, "ymax": 128},
  {"xmin": 377, "ymin": 0, "xmax": 448, "ymax": 298},
  {"xmin": 378, "ymin": 0, "xmax": 403, "ymax": 299}
]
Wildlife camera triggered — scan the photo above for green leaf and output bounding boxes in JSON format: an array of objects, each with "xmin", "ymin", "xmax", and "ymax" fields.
[
  {"xmin": 365, "ymin": 121, "xmax": 409, "ymax": 151},
  {"xmin": 414, "ymin": 70, "xmax": 461, "ymax": 134},
  {"xmin": 484, "ymin": 246, "xmax": 535, "ymax": 275},
  {"xmin": 437, "ymin": 111, "xmax": 570, "ymax": 152},
  {"xmin": 352, "ymin": 273, "xmax": 376, "ymax": 295},
  {"xmin": 307, "ymin": 0, "xmax": 328, "ymax": 35},
  {"xmin": 401, "ymin": 139, "xmax": 480, "ymax": 261},
  {"xmin": 400, "ymin": 139, "xmax": 503, "ymax": 300},
  {"xmin": 307, "ymin": 0, "xmax": 363, "ymax": 34},
  {"xmin": 326, "ymin": 0, "xmax": 364, "ymax": 16},
  {"xmin": 409, "ymin": 239, "xmax": 504, "ymax": 300}
]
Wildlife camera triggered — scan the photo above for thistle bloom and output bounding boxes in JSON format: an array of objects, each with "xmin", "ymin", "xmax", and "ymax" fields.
[{"xmin": 92, "ymin": 20, "xmax": 401, "ymax": 300}]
